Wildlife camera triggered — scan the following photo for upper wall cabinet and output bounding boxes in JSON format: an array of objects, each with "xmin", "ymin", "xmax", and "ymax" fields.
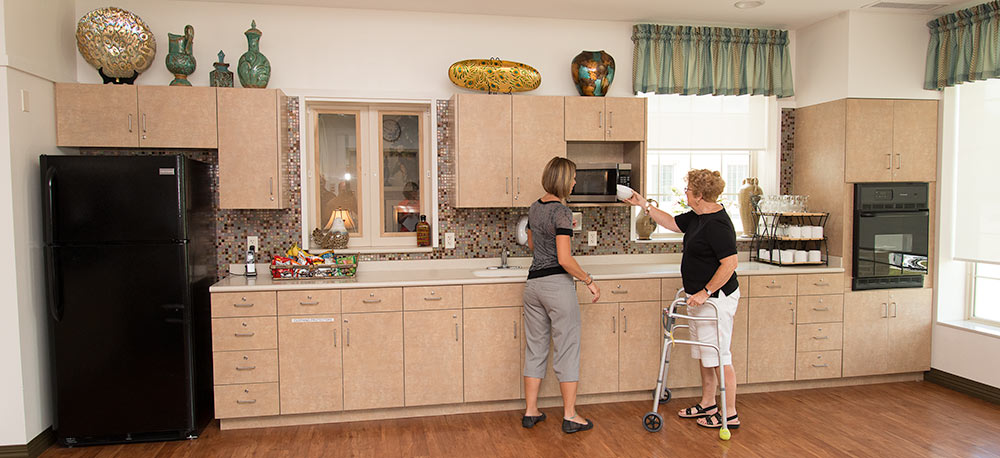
[
  {"xmin": 845, "ymin": 99, "xmax": 937, "ymax": 183},
  {"xmin": 565, "ymin": 97, "xmax": 645, "ymax": 141},
  {"xmin": 217, "ymin": 88, "xmax": 289, "ymax": 209},
  {"xmin": 452, "ymin": 94, "xmax": 566, "ymax": 208},
  {"xmin": 55, "ymin": 83, "xmax": 218, "ymax": 149}
]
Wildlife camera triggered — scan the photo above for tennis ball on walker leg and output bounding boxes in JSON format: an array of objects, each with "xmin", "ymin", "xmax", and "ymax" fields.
[{"xmin": 720, "ymin": 428, "xmax": 731, "ymax": 440}]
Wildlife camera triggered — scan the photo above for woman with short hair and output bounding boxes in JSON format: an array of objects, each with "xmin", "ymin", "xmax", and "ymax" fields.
[
  {"xmin": 625, "ymin": 168, "xmax": 742, "ymax": 430},
  {"xmin": 521, "ymin": 157, "xmax": 600, "ymax": 434}
]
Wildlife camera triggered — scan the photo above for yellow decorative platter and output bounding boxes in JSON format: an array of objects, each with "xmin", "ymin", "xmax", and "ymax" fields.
[
  {"xmin": 76, "ymin": 7, "xmax": 156, "ymax": 80},
  {"xmin": 448, "ymin": 59, "xmax": 541, "ymax": 93}
]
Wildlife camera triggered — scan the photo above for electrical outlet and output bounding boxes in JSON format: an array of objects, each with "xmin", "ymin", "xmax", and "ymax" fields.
[
  {"xmin": 444, "ymin": 232, "xmax": 456, "ymax": 249},
  {"xmin": 247, "ymin": 236, "xmax": 259, "ymax": 252},
  {"xmin": 587, "ymin": 231, "xmax": 597, "ymax": 246}
]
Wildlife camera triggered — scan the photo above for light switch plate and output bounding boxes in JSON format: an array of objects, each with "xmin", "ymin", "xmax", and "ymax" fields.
[
  {"xmin": 444, "ymin": 232, "xmax": 456, "ymax": 249},
  {"xmin": 20, "ymin": 90, "xmax": 29, "ymax": 112},
  {"xmin": 587, "ymin": 231, "xmax": 597, "ymax": 246},
  {"xmin": 572, "ymin": 212, "xmax": 583, "ymax": 232}
]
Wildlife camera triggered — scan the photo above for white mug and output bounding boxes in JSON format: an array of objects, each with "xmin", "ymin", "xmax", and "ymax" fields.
[
  {"xmin": 811, "ymin": 226, "xmax": 824, "ymax": 238},
  {"xmin": 787, "ymin": 226, "xmax": 802, "ymax": 239},
  {"xmin": 780, "ymin": 249, "xmax": 795, "ymax": 264},
  {"xmin": 808, "ymin": 250, "xmax": 822, "ymax": 262},
  {"xmin": 760, "ymin": 249, "xmax": 770, "ymax": 261},
  {"xmin": 772, "ymin": 249, "xmax": 781, "ymax": 261},
  {"xmin": 794, "ymin": 250, "xmax": 808, "ymax": 263}
]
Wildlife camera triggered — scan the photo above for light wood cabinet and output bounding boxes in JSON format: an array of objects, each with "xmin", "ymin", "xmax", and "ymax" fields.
[
  {"xmin": 342, "ymin": 312, "xmax": 404, "ymax": 410},
  {"xmin": 55, "ymin": 83, "xmax": 217, "ymax": 148},
  {"xmin": 211, "ymin": 291, "xmax": 277, "ymax": 318},
  {"xmin": 747, "ymin": 296, "xmax": 797, "ymax": 383},
  {"xmin": 845, "ymin": 99, "xmax": 938, "ymax": 183},
  {"xmin": 843, "ymin": 288, "xmax": 930, "ymax": 377},
  {"xmin": 217, "ymin": 88, "xmax": 289, "ymax": 209},
  {"xmin": 404, "ymin": 310, "xmax": 463, "ymax": 406},
  {"xmin": 213, "ymin": 349, "xmax": 278, "ymax": 385},
  {"xmin": 565, "ymin": 97, "xmax": 645, "ymax": 141},
  {"xmin": 214, "ymin": 382, "xmax": 279, "ymax": 418},
  {"xmin": 579, "ymin": 302, "xmax": 619, "ymax": 394},
  {"xmin": 618, "ymin": 301, "xmax": 662, "ymax": 392},
  {"xmin": 463, "ymin": 283, "xmax": 524, "ymax": 308},
  {"xmin": 465, "ymin": 307, "xmax": 522, "ymax": 402},
  {"xmin": 277, "ymin": 290, "xmax": 340, "ymax": 315},
  {"xmin": 453, "ymin": 94, "xmax": 565, "ymax": 207},
  {"xmin": 663, "ymin": 298, "xmax": 748, "ymax": 389},
  {"xmin": 278, "ymin": 314, "xmax": 342, "ymax": 414}
]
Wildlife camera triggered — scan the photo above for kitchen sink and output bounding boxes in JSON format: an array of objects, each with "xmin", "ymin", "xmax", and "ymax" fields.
[{"xmin": 472, "ymin": 267, "xmax": 526, "ymax": 278}]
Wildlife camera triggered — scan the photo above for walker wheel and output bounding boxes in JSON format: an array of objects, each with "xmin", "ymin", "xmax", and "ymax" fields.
[
  {"xmin": 659, "ymin": 388, "xmax": 672, "ymax": 403},
  {"xmin": 643, "ymin": 412, "xmax": 663, "ymax": 432}
]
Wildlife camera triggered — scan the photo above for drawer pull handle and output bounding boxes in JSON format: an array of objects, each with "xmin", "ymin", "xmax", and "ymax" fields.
[
  {"xmin": 362, "ymin": 298, "xmax": 382, "ymax": 303},
  {"xmin": 811, "ymin": 363, "xmax": 829, "ymax": 368},
  {"xmin": 234, "ymin": 303, "xmax": 254, "ymax": 308},
  {"xmin": 234, "ymin": 332, "xmax": 256, "ymax": 337},
  {"xmin": 299, "ymin": 301, "xmax": 319, "ymax": 306},
  {"xmin": 236, "ymin": 399, "xmax": 257, "ymax": 405},
  {"xmin": 812, "ymin": 336, "xmax": 829, "ymax": 340},
  {"xmin": 812, "ymin": 307, "xmax": 830, "ymax": 312},
  {"xmin": 611, "ymin": 290, "xmax": 629, "ymax": 295},
  {"xmin": 766, "ymin": 284, "xmax": 782, "ymax": 289},
  {"xmin": 424, "ymin": 297, "xmax": 443, "ymax": 301},
  {"xmin": 813, "ymin": 281, "xmax": 829, "ymax": 286},
  {"xmin": 236, "ymin": 365, "xmax": 257, "ymax": 371}
]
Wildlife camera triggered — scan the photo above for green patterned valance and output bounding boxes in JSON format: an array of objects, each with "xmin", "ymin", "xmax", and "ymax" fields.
[
  {"xmin": 925, "ymin": 0, "xmax": 1000, "ymax": 90},
  {"xmin": 631, "ymin": 24, "xmax": 793, "ymax": 98}
]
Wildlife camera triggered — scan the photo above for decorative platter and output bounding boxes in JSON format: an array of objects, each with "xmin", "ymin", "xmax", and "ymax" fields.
[
  {"xmin": 76, "ymin": 7, "xmax": 156, "ymax": 79},
  {"xmin": 448, "ymin": 58, "xmax": 540, "ymax": 93}
]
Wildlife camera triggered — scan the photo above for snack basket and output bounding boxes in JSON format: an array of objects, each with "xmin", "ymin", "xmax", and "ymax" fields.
[{"xmin": 270, "ymin": 253, "xmax": 358, "ymax": 280}]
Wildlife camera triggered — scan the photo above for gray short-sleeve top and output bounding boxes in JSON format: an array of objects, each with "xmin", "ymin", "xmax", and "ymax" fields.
[{"xmin": 527, "ymin": 199, "xmax": 574, "ymax": 279}]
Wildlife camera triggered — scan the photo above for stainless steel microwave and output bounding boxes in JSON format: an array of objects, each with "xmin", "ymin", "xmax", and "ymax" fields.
[{"xmin": 568, "ymin": 163, "xmax": 631, "ymax": 203}]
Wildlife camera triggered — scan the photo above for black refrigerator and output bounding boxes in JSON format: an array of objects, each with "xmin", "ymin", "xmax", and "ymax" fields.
[{"xmin": 41, "ymin": 154, "xmax": 216, "ymax": 446}]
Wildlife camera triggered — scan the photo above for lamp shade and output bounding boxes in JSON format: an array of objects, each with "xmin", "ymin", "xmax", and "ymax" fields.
[{"xmin": 325, "ymin": 208, "xmax": 355, "ymax": 232}]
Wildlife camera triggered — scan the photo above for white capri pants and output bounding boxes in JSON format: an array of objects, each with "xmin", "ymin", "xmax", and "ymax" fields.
[{"xmin": 687, "ymin": 287, "xmax": 740, "ymax": 368}]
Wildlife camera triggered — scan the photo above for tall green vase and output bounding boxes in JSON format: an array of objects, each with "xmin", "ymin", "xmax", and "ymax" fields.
[
  {"xmin": 238, "ymin": 20, "xmax": 271, "ymax": 88},
  {"xmin": 165, "ymin": 25, "xmax": 195, "ymax": 86}
]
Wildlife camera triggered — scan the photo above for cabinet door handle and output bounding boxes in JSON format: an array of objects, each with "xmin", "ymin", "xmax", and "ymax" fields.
[
  {"xmin": 598, "ymin": 111, "xmax": 603, "ymax": 129},
  {"xmin": 505, "ymin": 176, "xmax": 510, "ymax": 195},
  {"xmin": 142, "ymin": 113, "xmax": 147, "ymax": 133},
  {"xmin": 624, "ymin": 315, "xmax": 628, "ymax": 333},
  {"xmin": 812, "ymin": 306, "xmax": 830, "ymax": 312},
  {"xmin": 234, "ymin": 303, "xmax": 254, "ymax": 308},
  {"xmin": 128, "ymin": 114, "xmax": 132, "ymax": 132},
  {"xmin": 609, "ymin": 111, "xmax": 614, "ymax": 129},
  {"xmin": 269, "ymin": 177, "xmax": 274, "ymax": 197},
  {"xmin": 234, "ymin": 332, "xmax": 255, "ymax": 337},
  {"xmin": 812, "ymin": 335, "xmax": 829, "ymax": 340},
  {"xmin": 362, "ymin": 298, "xmax": 382, "ymax": 303},
  {"xmin": 611, "ymin": 316, "xmax": 616, "ymax": 333},
  {"xmin": 517, "ymin": 177, "xmax": 521, "ymax": 194},
  {"xmin": 886, "ymin": 153, "xmax": 892, "ymax": 170},
  {"xmin": 236, "ymin": 399, "xmax": 257, "ymax": 405},
  {"xmin": 811, "ymin": 363, "xmax": 829, "ymax": 368},
  {"xmin": 299, "ymin": 301, "xmax": 319, "ymax": 306},
  {"xmin": 424, "ymin": 296, "xmax": 443, "ymax": 301},
  {"xmin": 881, "ymin": 303, "xmax": 888, "ymax": 318},
  {"xmin": 790, "ymin": 308, "xmax": 796, "ymax": 325},
  {"xmin": 895, "ymin": 153, "xmax": 901, "ymax": 169},
  {"xmin": 346, "ymin": 327, "xmax": 350, "ymax": 346},
  {"xmin": 334, "ymin": 329, "xmax": 337, "ymax": 347},
  {"xmin": 513, "ymin": 321, "xmax": 518, "ymax": 339},
  {"xmin": 890, "ymin": 302, "xmax": 897, "ymax": 318},
  {"xmin": 455, "ymin": 323, "xmax": 459, "ymax": 341},
  {"xmin": 235, "ymin": 365, "xmax": 256, "ymax": 371}
]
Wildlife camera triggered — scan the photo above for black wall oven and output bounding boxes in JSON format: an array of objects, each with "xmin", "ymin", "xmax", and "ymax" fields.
[{"xmin": 853, "ymin": 183, "xmax": 929, "ymax": 290}]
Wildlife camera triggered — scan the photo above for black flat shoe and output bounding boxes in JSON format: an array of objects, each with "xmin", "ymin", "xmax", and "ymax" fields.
[
  {"xmin": 522, "ymin": 412, "xmax": 546, "ymax": 428},
  {"xmin": 562, "ymin": 417, "xmax": 594, "ymax": 434}
]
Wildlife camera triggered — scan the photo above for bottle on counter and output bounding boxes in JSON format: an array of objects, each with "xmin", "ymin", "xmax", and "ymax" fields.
[{"xmin": 416, "ymin": 215, "xmax": 431, "ymax": 247}]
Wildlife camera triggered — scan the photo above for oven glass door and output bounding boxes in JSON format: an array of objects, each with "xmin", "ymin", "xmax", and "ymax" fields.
[{"xmin": 855, "ymin": 211, "xmax": 929, "ymax": 279}]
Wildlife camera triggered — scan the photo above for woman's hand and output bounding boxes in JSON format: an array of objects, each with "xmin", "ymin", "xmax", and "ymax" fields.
[
  {"xmin": 587, "ymin": 282, "xmax": 601, "ymax": 303},
  {"xmin": 623, "ymin": 191, "xmax": 647, "ymax": 208},
  {"xmin": 687, "ymin": 289, "xmax": 710, "ymax": 307}
]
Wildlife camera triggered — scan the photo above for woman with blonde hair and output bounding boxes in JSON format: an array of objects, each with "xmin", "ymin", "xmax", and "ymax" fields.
[
  {"xmin": 625, "ymin": 169, "xmax": 741, "ymax": 430},
  {"xmin": 521, "ymin": 156, "xmax": 600, "ymax": 434}
]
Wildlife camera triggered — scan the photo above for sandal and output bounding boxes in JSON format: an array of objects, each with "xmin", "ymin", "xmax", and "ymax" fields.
[
  {"xmin": 677, "ymin": 403, "xmax": 717, "ymax": 418},
  {"xmin": 697, "ymin": 412, "xmax": 740, "ymax": 429}
]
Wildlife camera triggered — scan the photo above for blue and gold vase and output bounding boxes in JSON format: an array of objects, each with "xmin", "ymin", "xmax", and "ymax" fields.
[
  {"xmin": 238, "ymin": 20, "xmax": 271, "ymax": 88},
  {"xmin": 165, "ymin": 25, "xmax": 195, "ymax": 86},
  {"xmin": 571, "ymin": 50, "xmax": 615, "ymax": 96},
  {"xmin": 210, "ymin": 50, "xmax": 234, "ymax": 87}
]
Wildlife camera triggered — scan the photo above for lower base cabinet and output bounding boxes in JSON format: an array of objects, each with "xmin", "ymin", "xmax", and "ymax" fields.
[
  {"xmin": 663, "ymin": 298, "xmax": 749, "ymax": 389},
  {"xmin": 618, "ymin": 301, "xmax": 662, "ymax": 392},
  {"xmin": 464, "ymin": 307, "xmax": 521, "ymax": 402},
  {"xmin": 844, "ymin": 288, "xmax": 932, "ymax": 377},
  {"xmin": 278, "ymin": 314, "xmax": 343, "ymax": 414},
  {"xmin": 748, "ymin": 296, "xmax": 797, "ymax": 383},
  {"xmin": 342, "ymin": 312, "xmax": 404, "ymax": 410},
  {"xmin": 404, "ymin": 310, "xmax": 463, "ymax": 406},
  {"xmin": 579, "ymin": 302, "xmax": 619, "ymax": 394}
]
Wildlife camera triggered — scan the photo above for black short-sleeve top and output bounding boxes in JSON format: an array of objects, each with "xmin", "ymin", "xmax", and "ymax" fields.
[{"xmin": 674, "ymin": 208, "xmax": 739, "ymax": 297}]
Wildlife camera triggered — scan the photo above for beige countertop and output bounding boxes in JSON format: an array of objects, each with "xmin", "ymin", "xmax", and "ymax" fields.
[{"xmin": 210, "ymin": 253, "xmax": 844, "ymax": 292}]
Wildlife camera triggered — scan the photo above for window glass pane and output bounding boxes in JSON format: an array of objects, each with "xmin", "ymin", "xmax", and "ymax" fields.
[
  {"xmin": 973, "ymin": 275, "xmax": 1000, "ymax": 322},
  {"xmin": 316, "ymin": 112, "xmax": 360, "ymax": 234},
  {"xmin": 381, "ymin": 113, "xmax": 422, "ymax": 234},
  {"xmin": 977, "ymin": 262, "xmax": 1000, "ymax": 278}
]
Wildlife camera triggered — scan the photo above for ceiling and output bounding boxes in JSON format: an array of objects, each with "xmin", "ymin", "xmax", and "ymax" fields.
[{"xmin": 189, "ymin": 0, "xmax": 973, "ymax": 29}]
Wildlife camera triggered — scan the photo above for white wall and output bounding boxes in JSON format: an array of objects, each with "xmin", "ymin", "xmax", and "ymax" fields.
[
  {"xmin": 846, "ymin": 11, "xmax": 938, "ymax": 100},
  {"xmin": 0, "ymin": 0, "xmax": 75, "ymax": 446},
  {"xmin": 74, "ymin": 0, "xmax": 636, "ymax": 99},
  {"xmin": 793, "ymin": 12, "xmax": 849, "ymax": 108}
]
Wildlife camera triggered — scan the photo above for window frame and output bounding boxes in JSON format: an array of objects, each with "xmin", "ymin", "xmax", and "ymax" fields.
[
  {"xmin": 301, "ymin": 97, "xmax": 437, "ymax": 251},
  {"xmin": 969, "ymin": 262, "xmax": 1000, "ymax": 327}
]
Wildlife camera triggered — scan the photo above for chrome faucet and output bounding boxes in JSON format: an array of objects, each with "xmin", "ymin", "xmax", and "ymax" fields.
[
  {"xmin": 500, "ymin": 248, "xmax": 509, "ymax": 268},
  {"xmin": 246, "ymin": 245, "xmax": 257, "ymax": 277}
]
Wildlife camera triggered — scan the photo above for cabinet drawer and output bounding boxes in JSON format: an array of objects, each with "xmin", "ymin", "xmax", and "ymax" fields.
[
  {"xmin": 796, "ymin": 323, "xmax": 844, "ymax": 352},
  {"xmin": 211, "ymin": 291, "xmax": 276, "ymax": 317},
  {"xmin": 797, "ymin": 274, "xmax": 845, "ymax": 296},
  {"xmin": 463, "ymin": 283, "xmax": 525, "ymax": 308},
  {"xmin": 404, "ymin": 285, "xmax": 462, "ymax": 310},
  {"xmin": 660, "ymin": 278, "xmax": 685, "ymax": 302},
  {"xmin": 342, "ymin": 288, "xmax": 402, "ymax": 313},
  {"xmin": 749, "ymin": 275, "xmax": 797, "ymax": 297},
  {"xmin": 796, "ymin": 351, "xmax": 842, "ymax": 380},
  {"xmin": 213, "ymin": 349, "xmax": 278, "ymax": 385},
  {"xmin": 278, "ymin": 290, "xmax": 340, "ymax": 315},
  {"xmin": 579, "ymin": 279, "xmax": 659, "ymax": 303},
  {"xmin": 214, "ymin": 382, "xmax": 279, "ymax": 418},
  {"xmin": 796, "ymin": 294, "xmax": 844, "ymax": 323},
  {"xmin": 212, "ymin": 317, "xmax": 277, "ymax": 351}
]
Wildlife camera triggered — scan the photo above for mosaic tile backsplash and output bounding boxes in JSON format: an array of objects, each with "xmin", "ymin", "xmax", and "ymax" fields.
[
  {"xmin": 780, "ymin": 108, "xmax": 796, "ymax": 195},
  {"xmin": 82, "ymin": 97, "xmax": 781, "ymax": 279}
]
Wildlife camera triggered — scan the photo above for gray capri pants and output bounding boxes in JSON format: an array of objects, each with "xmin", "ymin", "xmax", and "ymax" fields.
[{"xmin": 523, "ymin": 273, "xmax": 581, "ymax": 382}]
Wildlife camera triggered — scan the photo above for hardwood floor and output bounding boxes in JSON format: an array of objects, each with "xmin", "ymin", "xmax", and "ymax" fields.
[{"xmin": 40, "ymin": 381, "xmax": 1000, "ymax": 458}]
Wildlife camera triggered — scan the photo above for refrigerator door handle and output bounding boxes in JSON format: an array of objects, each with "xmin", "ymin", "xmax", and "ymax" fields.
[
  {"xmin": 44, "ymin": 166, "xmax": 56, "ymax": 242},
  {"xmin": 45, "ymin": 248, "xmax": 62, "ymax": 322}
]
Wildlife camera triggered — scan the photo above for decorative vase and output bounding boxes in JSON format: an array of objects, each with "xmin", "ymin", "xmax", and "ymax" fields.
[
  {"xmin": 571, "ymin": 50, "xmax": 615, "ymax": 96},
  {"xmin": 238, "ymin": 20, "xmax": 271, "ymax": 88},
  {"xmin": 636, "ymin": 199, "xmax": 659, "ymax": 240},
  {"xmin": 76, "ymin": 7, "xmax": 156, "ymax": 84},
  {"xmin": 416, "ymin": 215, "xmax": 431, "ymax": 247},
  {"xmin": 738, "ymin": 178, "xmax": 763, "ymax": 236},
  {"xmin": 209, "ymin": 50, "xmax": 234, "ymax": 87},
  {"xmin": 165, "ymin": 25, "xmax": 195, "ymax": 86}
]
